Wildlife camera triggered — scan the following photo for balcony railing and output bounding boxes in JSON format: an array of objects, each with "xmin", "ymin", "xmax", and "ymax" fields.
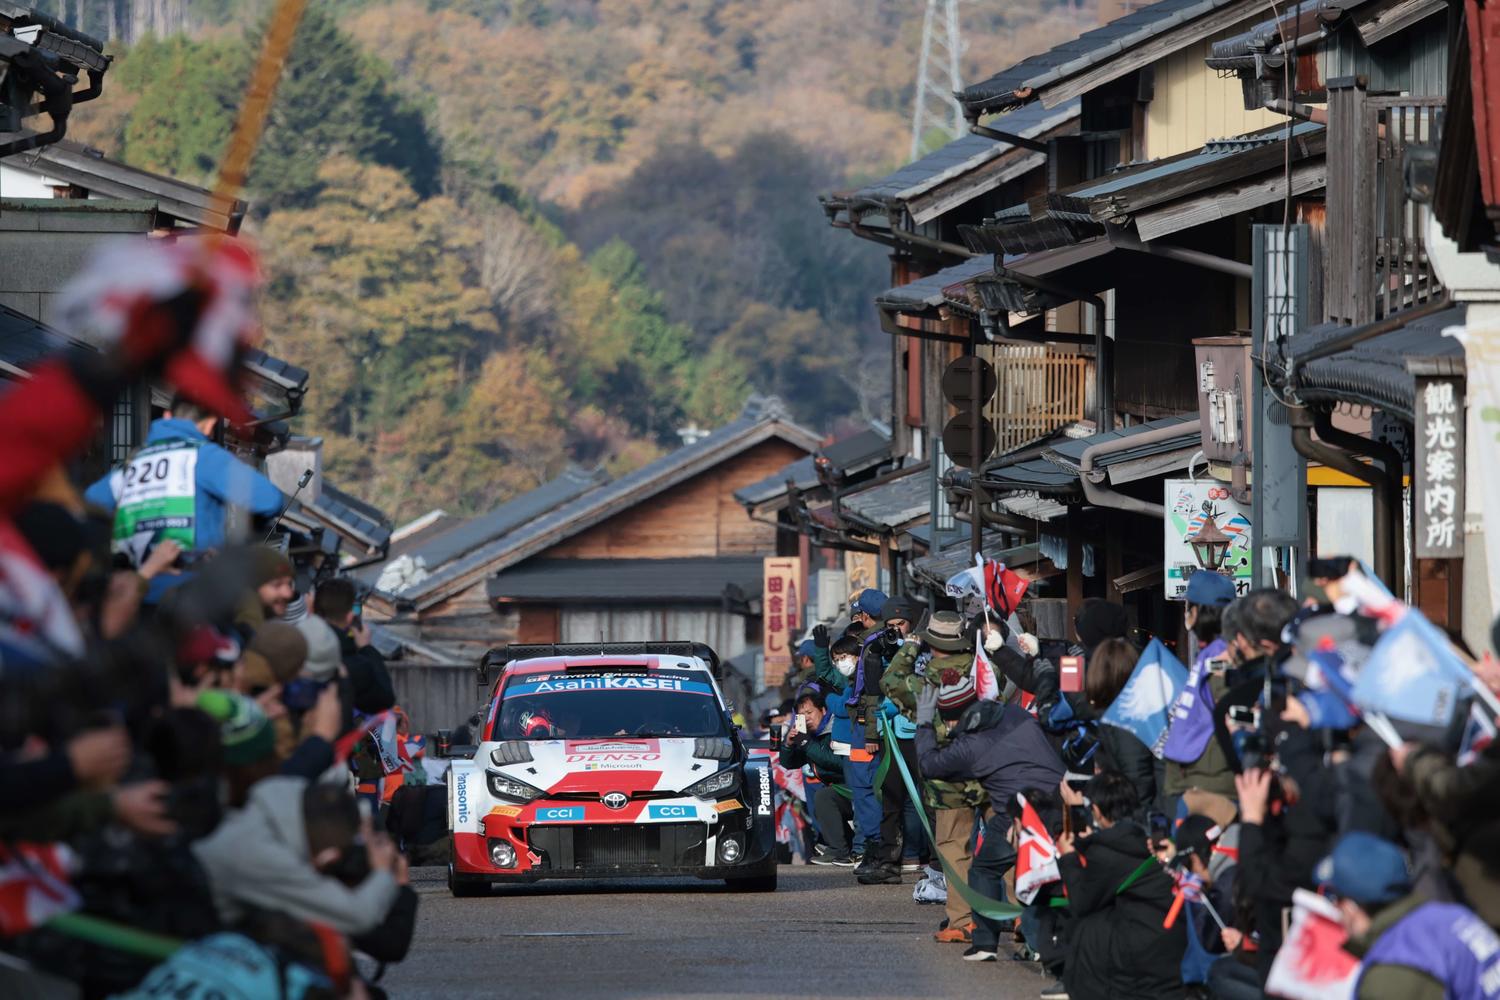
[
  {"xmin": 1325, "ymin": 79, "xmax": 1445, "ymax": 325},
  {"xmin": 984, "ymin": 344, "xmax": 1091, "ymax": 453}
]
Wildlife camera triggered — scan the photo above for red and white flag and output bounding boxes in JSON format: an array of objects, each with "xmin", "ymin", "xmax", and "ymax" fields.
[
  {"xmin": 973, "ymin": 643, "xmax": 1002, "ymax": 703},
  {"xmin": 1265, "ymin": 889, "xmax": 1359, "ymax": 1000},
  {"xmin": 0, "ymin": 843, "xmax": 79, "ymax": 936},
  {"xmin": 1014, "ymin": 794, "xmax": 1061, "ymax": 904}
]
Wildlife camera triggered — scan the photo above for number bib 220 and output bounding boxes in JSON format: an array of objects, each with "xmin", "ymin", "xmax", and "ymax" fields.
[{"xmin": 112, "ymin": 440, "xmax": 199, "ymax": 566}]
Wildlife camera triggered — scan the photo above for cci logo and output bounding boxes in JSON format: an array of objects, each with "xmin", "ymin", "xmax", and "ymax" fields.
[
  {"xmin": 536, "ymin": 806, "xmax": 584, "ymax": 823},
  {"xmin": 647, "ymin": 804, "xmax": 694, "ymax": 820},
  {"xmin": 601, "ymin": 791, "xmax": 629, "ymax": 810}
]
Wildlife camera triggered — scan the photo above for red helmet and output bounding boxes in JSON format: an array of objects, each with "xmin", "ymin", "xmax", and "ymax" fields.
[{"xmin": 519, "ymin": 708, "xmax": 554, "ymax": 739}]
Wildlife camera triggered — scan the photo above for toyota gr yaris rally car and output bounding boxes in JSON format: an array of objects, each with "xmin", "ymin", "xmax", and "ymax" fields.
[{"xmin": 445, "ymin": 643, "xmax": 777, "ymax": 896}]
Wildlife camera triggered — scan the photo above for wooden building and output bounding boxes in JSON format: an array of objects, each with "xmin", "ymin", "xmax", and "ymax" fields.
[{"xmin": 362, "ymin": 397, "xmax": 820, "ymax": 724}]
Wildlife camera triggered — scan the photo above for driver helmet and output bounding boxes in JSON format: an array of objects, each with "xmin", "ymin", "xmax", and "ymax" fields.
[{"xmin": 519, "ymin": 707, "xmax": 555, "ymax": 738}]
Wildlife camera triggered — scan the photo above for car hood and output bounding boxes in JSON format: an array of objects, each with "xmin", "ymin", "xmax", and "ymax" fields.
[{"xmin": 492, "ymin": 737, "xmax": 730, "ymax": 795}]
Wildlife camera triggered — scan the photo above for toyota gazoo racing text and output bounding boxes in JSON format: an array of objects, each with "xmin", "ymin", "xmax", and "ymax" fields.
[{"xmin": 446, "ymin": 647, "xmax": 777, "ymax": 895}]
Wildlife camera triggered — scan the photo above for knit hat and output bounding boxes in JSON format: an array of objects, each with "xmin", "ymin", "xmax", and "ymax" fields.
[
  {"xmin": 196, "ymin": 689, "xmax": 276, "ymax": 766},
  {"xmin": 176, "ymin": 625, "xmax": 240, "ymax": 669},
  {"xmin": 1315, "ymin": 832, "xmax": 1411, "ymax": 907},
  {"xmin": 1074, "ymin": 599, "xmax": 1129, "ymax": 651},
  {"xmin": 1184, "ymin": 570, "xmax": 1236, "ymax": 608},
  {"xmin": 247, "ymin": 621, "xmax": 307, "ymax": 683},
  {"xmin": 295, "ymin": 615, "xmax": 342, "ymax": 681},
  {"xmin": 249, "ymin": 546, "xmax": 294, "ymax": 587},
  {"xmin": 919, "ymin": 611, "xmax": 971, "ymax": 653},
  {"xmin": 879, "ymin": 595, "xmax": 921, "ymax": 625},
  {"xmin": 934, "ymin": 667, "xmax": 977, "ymax": 713}
]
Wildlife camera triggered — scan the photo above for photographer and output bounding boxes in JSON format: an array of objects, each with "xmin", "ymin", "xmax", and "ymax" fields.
[
  {"xmin": 313, "ymin": 578, "xmax": 395, "ymax": 715},
  {"xmin": 882, "ymin": 611, "xmax": 989, "ymax": 945},
  {"xmin": 913, "ymin": 673, "xmax": 1065, "ymax": 961},
  {"xmin": 779, "ymin": 684, "xmax": 857, "ymax": 866},
  {"xmin": 849, "ymin": 595, "xmax": 920, "ymax": 885},
  {"xmin": 84, "ymin": 395, "xmax": 287, "ymax": 605}
]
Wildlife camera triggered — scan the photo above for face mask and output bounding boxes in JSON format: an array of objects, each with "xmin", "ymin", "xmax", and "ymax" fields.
[{"xmin": 834, "ymin": 657, "xmax": 856, "ymax": 678}]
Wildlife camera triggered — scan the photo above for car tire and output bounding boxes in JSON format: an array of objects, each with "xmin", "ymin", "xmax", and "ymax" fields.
[
  {"xmin": 725, "ymin": 867, "xmax": 778, "ymax": 892},
  {"xmin": 448, "ymin": 862, "xmax": 488, "ymax": 898}
]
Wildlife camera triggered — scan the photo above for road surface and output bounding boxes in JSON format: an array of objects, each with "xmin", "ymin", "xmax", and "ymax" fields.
[{"xmin": 379, "ymin": 865, "xmax": 1050, "ymax": 999}]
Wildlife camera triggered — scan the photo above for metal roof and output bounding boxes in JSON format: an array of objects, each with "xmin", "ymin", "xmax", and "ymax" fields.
[
  {"xmin": 960, "ymin": 0, "xmax": 1255, "ymax": 117},
  {"xmin": 841, "ymin": 100, "xmax": 1079, "ymax": 217},
  {"xmin": 298, "ymin": 481, "xmax": 393, "ymax": 555},
  {"xmin": 3, "ymin": 140, "xmax": 247, "ymax": 231},
  {"xmin": 1288, "ymin": 304, "xmax": 1466, "ymax": 420},
  {"xmin": 837, "ymin": 466, "xmax": 931, "ymax": 532},
  {"xmin": 0, "ymin": 302, "xmax": 70, "ymax": 377},
  {"xmin": 964, "ymin": 123, "xmax": 1324, "ymax": 253},
  {"xmin": 1044, "ymin": 413, "xmax": 1201, "ymax": 480},
  {"xmin": 983, "ymin": 456, "xmax": 1083, "ymax": 495},
  {"xmin": 874, "ymin": 257, "xmax": 996, "ymax": 313},
  {"xmin": 391, "ymin": 396, "xmax": 821, "ymax": 608},
  {"xmin": 486, "ymin": 557, "xmax": 764, "ymax": 605},
  {"xmin": 732, "ymin": 425, "xmax": 892, "ymax": 510}
]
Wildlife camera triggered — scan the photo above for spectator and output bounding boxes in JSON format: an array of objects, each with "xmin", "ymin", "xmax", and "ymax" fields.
[
  {"xmin": 313, "ymin": 577, "xmax": 396, "ymax": 714},
  {"xmin": 849, "ymin": 588, "xmax": 888, "ymax": 632},
  {"xmin": 882, "ymin": 610, "xmax": 989, "ymax": 944},
  {"xmin": 84, "ymin": 394, "xmax": 285, "ymax": 603},
  {"xmin": 1163, "ymin": 571, "xmax": 1239, "ymax": 808},
  {"xmin": 193, "ymin": 774, "xmax": 402, "ymax": 936},
  {"xmin": 1085, "ymin": 637, "xmax": 1164, "ymax": 821},
  {"xmin": 1320, "ymin": 831, "xmax": 1500, "ymax": 999},
  {"xmin": 813, "ymin": 626, "xmax": 873, "ymax": 866},
  {"xmin": 1057, "ymin": 771, "xmax": 1186, "ymax": 1000},
  {"xmin": 780, "ymin": 685, "xmax": 856, "ymax": 866},
  {"xmin": 913, "ymin": 678, "xmax": 1065, "ymax": 961},
  {"xmin": 235, "ymin": 547, "xmax": 297, "ymax": 633}
]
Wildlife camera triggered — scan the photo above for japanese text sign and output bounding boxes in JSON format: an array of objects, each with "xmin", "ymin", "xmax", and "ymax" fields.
[
  {"xmin": 762, "ymin": 557, "xmax": 802, "ymax": 686},
  {"xmin": 1414, "ymin": 376, "xmax": 1465, "ymax": 558}
]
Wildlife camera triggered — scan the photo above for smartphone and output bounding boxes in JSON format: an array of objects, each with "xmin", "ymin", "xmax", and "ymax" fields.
[
  {"xmin": 1206, "ymin": 655, "xmax": 1231, "ymax": 675},
  {"xmin": 794, "ymin": 714, "xmax": 807, "ymax": 735},
  {"xmin": 1059, "ymin": 655, "xmax": 1084, "ymax": 693},
  {"xmin": 352, "ymin": 601, "xmax": 363, "ymax": 619},
  {"xmin": 1227, "ymin": 705, "xmax": 1256, "ymax": 726}
]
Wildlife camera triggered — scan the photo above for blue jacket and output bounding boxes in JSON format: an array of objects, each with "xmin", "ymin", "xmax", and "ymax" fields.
[{"xmin": 86, "ymin": 418, "xmax": 285, "ymax": 599}]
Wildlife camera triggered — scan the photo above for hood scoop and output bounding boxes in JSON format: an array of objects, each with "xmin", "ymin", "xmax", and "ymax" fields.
[{"xmin": 693, "ymin": 737, "xmax": 733, "ymax": 761}]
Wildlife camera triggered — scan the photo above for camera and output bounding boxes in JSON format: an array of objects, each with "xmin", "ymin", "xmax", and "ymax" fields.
[{"xmin": 281, "ymin": 677, "xmax": 329, "ymax": 713}]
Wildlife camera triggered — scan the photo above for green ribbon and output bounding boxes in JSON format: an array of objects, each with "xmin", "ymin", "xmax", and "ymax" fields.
[
  {"xmin": 44, "ymin": 912, "xmax": 183, "ymax": 961},
  {"xmin": 881, "ymin": 717, "xmax": 1023, "ymax": 921}
]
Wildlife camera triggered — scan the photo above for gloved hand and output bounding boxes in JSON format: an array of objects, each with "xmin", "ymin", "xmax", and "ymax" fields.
[
  {"xmin": 914, "ymin": 684, "xmax": 939, "ymax": 727},
  {"xmin": 812, "ymin": 624, "xmax": 830, "ymax": 649},
  {"xmin": 1016, "ymin": 633, "xmax": 1040, "ymax": 657}
]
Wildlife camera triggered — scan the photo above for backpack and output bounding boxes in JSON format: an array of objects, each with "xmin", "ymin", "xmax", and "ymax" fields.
[{"xmin": 1043, "ymin": 695, "xmax": 1100, "ymax": 774}]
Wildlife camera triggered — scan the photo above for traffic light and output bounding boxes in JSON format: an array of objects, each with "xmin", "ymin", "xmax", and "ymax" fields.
[{"xmin": 940, "ymin": 355, "xmax": 997, "ymax": 469}]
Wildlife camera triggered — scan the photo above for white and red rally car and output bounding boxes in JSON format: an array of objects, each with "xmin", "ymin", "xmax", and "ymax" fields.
[{"xmin": 445, "ymin": 643, "xmax": 777, "ymax": 896}]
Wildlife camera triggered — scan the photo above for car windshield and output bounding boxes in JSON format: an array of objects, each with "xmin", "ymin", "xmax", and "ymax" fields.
[{"xmin": 495, "ymin": 669, "xmax": 726, "ymax": 740}]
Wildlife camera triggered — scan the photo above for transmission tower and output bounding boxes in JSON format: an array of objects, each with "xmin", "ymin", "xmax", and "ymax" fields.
[{"xmin": 910, "ymin": 0, "xmax": 965, "ymax": 160}]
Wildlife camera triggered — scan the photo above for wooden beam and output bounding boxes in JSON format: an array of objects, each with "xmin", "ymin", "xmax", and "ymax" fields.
[
  {"xmin": 909, "ymin": 151, "xmax": 1046, "ymax": 225},
  {"xmin": 1133, "ymin": 161, "xmax": 1327, "ymax": 241}
]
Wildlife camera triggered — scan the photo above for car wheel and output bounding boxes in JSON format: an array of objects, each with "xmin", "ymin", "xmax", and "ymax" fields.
[
  {"xmin": 725, "ymin": 868, "xmax": 778, "ymax": 892},
  {"xmin": 448, "ymin": 862, "xmax": 488, "ymax": 898}
]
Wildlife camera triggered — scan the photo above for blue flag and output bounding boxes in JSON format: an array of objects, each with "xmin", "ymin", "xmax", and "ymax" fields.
[
  {"xmin": 1100, "ymin": 638, "xmax": 1188, "ymax": 758},
  {"xmin": 1351, "ymin": 610, "xmax": 1472, "ymax": 727}
]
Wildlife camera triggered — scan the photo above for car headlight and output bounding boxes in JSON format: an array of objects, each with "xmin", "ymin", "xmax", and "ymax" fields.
[
  {"xmin": 682, "ymin": 768, "xmax": 740, "ymax": 800},
  {"xmin": 487, "ymin": 770, "xmax": 545, "ymax": 802}
]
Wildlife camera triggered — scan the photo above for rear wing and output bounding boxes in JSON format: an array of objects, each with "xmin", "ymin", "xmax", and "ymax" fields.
[{"xmin": 477, "ymin": 641, "xmax": 722, "ymax": 689}]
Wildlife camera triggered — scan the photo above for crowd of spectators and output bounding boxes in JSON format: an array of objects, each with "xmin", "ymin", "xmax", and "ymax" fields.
[
  {"xmin": 778, "ymin": 569, "xmax": 1500, "ymax": 999},
  {"xmin": 0, "ymin": 237, "xmax": 424, "ymax": 999}
]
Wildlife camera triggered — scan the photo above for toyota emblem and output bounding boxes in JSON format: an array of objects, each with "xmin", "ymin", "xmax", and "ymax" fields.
[{"xmin": 601, "ymin": 791, "xmax": 629, "ymax": 810}]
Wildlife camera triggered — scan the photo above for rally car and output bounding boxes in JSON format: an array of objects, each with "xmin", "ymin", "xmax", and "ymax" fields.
[{"xmin": 444, "ymin": 642, "xmax": 778, "ymax": 896}]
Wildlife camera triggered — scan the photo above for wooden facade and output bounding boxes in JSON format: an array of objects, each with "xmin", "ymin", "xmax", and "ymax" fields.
[
  {"xmin": 546, "ymin": 441, "xmax": 808, "ymax": 560},
  {"xmin": 1146, "ymin": 33, "xmax": 1281, "ymax": 159}
]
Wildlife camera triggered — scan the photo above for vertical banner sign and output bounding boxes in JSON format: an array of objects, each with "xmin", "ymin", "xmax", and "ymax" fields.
[
  {"xmin": 1164, "ymin": 480, "xmax": 1253, "ymax": 600},
  {"xmin": 1413, "ymin": 374, "xmax": 1465, "ymax": 558},
  {"xmin": 763, "ymin": 557, "xmax": 802, "ymax": 686}
]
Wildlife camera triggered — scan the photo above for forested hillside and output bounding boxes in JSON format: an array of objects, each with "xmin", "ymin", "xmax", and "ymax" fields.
[{"xmin": 59, "ymin": 0, "xmax": 1088, "ymax": 521}]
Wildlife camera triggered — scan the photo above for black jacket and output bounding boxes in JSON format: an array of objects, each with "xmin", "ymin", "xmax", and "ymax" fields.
[
  {"xmin": 779, "ymin": 731, "xmax": 844, "ymax": 787},
  {"xmin": 915, "ymin": 701, "xmax": 1064, "ymax": 806},
  {"xmin": 339, "ymin": 630, "xmax": 396, "ymax": 715},
  {"xmin": 1096, "ymin": 724, "xmax": 1163, "ymax": 822},
  {"xmin": 1059, "ymin": 821, "xmax": 1186, "ymax": 1000}
]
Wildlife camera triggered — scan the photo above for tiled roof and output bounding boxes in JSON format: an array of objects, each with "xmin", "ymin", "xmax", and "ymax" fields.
[{"xmin": 1289, "ymin": 304, "xmax": 1465, "ymax": 421}]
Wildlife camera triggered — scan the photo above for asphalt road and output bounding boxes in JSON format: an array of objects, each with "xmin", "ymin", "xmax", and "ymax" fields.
[{"xmin": 379, "ymin": 865, "xmax": 1050, "ymax": 999}]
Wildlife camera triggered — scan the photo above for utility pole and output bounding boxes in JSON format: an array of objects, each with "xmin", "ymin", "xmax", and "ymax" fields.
[{"xmin": 910, "ymin": 0, "xmax": 964, "ymax": 160}]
